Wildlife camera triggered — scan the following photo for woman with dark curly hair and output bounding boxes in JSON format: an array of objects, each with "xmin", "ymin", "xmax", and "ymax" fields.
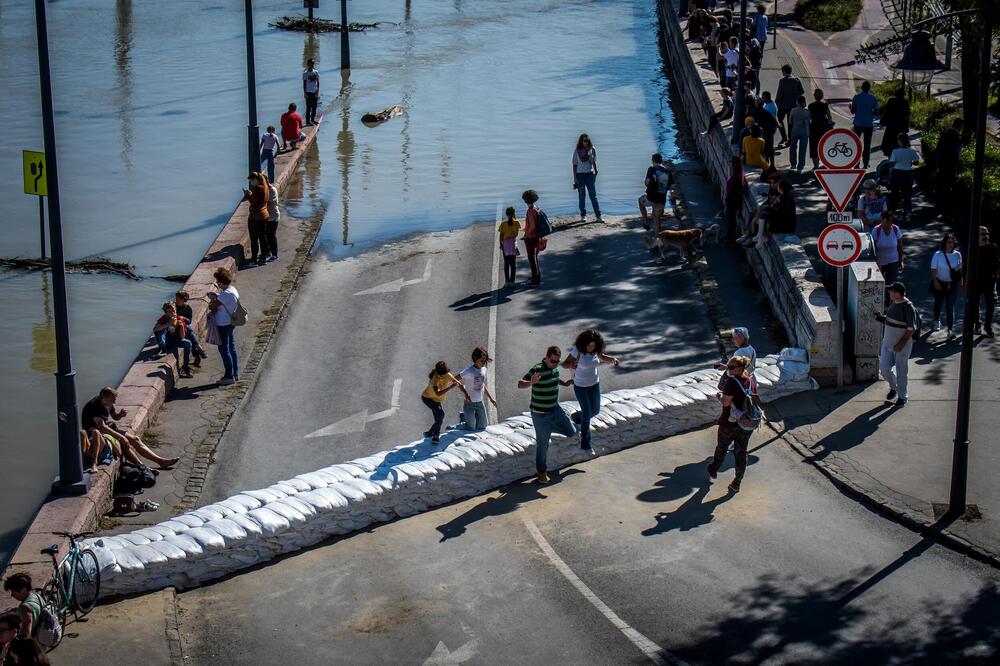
[
  {"xmin": 522, "ymin": 189, "xmax": 543, "ymax": 285},
  {"xmin": 562, "ymin": 329, "xmax": 620, "ymax": 454}
]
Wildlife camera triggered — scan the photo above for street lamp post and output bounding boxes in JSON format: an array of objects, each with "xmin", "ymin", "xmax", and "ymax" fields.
[
  {"xmin": 898, "ymin": 9, "xmax": 994, "ymax": 517},
  {"xmin": 34, "ymin": 0, "xmax": 88, "ymax": 495},
  {"xmin": 244, "ymin": 0, "xmax": 261, "ymax": 173},
  {"xmin": 731, "ymin": 0, "xmax": 749, "ymax": 145},
  {"xmin": 340, "ymin": 0, "xmax": 351, "ymax": 70}
]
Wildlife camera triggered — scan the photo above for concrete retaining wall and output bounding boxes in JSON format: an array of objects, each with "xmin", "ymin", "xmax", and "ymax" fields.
[
  {"xmin": 84, "ymin": 354, "xmax": 817, "ymax": 597},
  {"xmin": 657, "ymin": 0, "xmax": 838, "ymax": 383},
  {"xmin": 4, "ymin": 123, "xmax": 323, "ymax": 585}
]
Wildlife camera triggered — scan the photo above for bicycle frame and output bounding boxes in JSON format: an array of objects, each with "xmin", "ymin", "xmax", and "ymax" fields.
[{"xmin": 46, "ymin": 538, "xmax": 82, "ymax": 615}]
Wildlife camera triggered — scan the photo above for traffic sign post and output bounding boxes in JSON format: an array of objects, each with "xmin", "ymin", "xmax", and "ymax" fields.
[
  {"xmin": 815, "ymin": 169, "xmax": 866, "ymax": 212},
  {"xmin": 23, "ymin": 150, "xmax": 48, "ymax": 259},
  {"xmin": 818, "ymin": 128, "xmax": 862, "ymax": 169},
  {"xmin": 819, "ymin": 223, "xmax": 863, "ymax": 391}
]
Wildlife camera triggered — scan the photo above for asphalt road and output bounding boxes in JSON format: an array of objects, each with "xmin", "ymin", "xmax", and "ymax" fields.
[{"xmin": 202, "ymin": 215, "xmax": 722, "ymax": 500}]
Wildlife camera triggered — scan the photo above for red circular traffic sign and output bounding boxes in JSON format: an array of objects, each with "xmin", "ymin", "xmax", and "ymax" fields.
[
  {"xmin": 818, "ymin": 223, "xmax": 862, "ymax": 267},
  {"xmin": 818, "ymin": 128, "xmax": 862, "ymax": 169}
]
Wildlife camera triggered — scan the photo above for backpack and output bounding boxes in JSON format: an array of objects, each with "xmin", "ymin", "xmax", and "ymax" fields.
[
  {"xmin": 535, "ymin": 208, "xmax": 553, "ymax": 237},
  {"xmin": 22, "ymin": 592, "xmax": 62, "ymax": 649},
  {"xmin": 115, "ymin": 462, "xmax": 156, "ymax": 495},
  {"xmin": 729, "ymin": 375, "xmax": 762, "ymax": 432},
  {"xmin": 652, "ymin": 165, "xmax": 673, "ymax": 196},
  {"xmin": 230, "ymin": 300, "xmax": 249, "ymax": 327},
  {"xmin": 907, "ymin": 298, "xmax": 923, "ymax": 339}
]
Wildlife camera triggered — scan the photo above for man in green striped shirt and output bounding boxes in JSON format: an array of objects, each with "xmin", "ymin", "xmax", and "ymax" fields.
[{"xmin": 519, "ymin": 345, "xmax": 576, "ymax": 483}]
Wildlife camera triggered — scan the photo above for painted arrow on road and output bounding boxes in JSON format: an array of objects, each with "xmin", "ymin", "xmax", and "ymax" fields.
[
  {"xmin": 354, "ymin": 258, "xmax": 433, "ymax": 295},
  {"xmin": 422, "ymin": 640, "xmax": 479, "ymax": 665},
  {"xmin": 304, "ymin": 378, "xmax": 402, "ymax": 438}
]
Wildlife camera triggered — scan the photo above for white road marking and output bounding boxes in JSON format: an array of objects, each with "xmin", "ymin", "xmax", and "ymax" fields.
[
  {"xmin": 304, "ymin": 378, "xmax": 402, "ymax": 438},
  {"xmin": 422, "ymin": 639, "xmax": 479, "ymax": 665},
  {"xmin": 522, "ymin": 518, "xmax": 689, "ymax": 666},
  {"xmin": 822, "ymin": 60, "xmax": 837, "ymax": 83},
  {"xmin": 485, "ymin": 200, "xmax": 501, "ymax": 424},
  {"xmin": 354, "ymin": 258, "xmax": 434, "ymax": 295}
]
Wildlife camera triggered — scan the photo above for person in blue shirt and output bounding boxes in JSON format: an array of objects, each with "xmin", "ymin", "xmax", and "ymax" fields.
[
  {"xmin": 850, "ymin": 80, "xmax": 879, "ymax": 169},
  {"xmin": 753, "ymin": 4, "xmax": 769, "ymax": 44}
]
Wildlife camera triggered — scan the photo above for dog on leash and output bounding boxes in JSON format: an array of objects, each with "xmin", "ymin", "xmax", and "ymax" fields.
[{"xmin": 644, "ymin": 223, "xmax": 720, "ymax": 262}]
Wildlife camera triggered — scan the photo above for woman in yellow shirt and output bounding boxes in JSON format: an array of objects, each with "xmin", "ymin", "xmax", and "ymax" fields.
[
  {"xmin": 422, "ymin": 361, "xmax": 470, "ymax": 443},
  {"xmin": 743, "ymin": 125, "xmax": 771, "ymax": 171},
  {"xmin": 498, "ymin": 206, "xmax": 521, "ymax": 287}
]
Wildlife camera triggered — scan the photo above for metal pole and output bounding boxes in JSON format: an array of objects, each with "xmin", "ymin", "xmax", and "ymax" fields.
[
  {"xmin": 308, "ymin": 0, "xmax": 314, "ymax": 22},
  {"xmin": 837, "ymin": 265, "xmax": 844, "ymax": 390},
  {"xmin": 39, "ymin": 196, "xmax": 46, "ymax": 260},
  {"xmin": 948, "ymin": 12, "xmax": 992, "ymax": 516},
  {"xmin": 772, "ymin": 0, "xmax": 778, "ymax": 49},
  {"xmin": 34, "ymin": 0, "xmax": 87, "ymax": 495},
  {"xmin": 731, "ymin": 0, "xmax": 749, "ymax": 145},
  {"xmin": 340, "ymin": 0, "xmax": 351, "ymax": 70},
  {"xmin": 244, "ymin": 0, "xmax": 261, "ymax": 173}
]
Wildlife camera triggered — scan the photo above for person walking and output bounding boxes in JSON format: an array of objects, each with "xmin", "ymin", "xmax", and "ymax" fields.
[
  {"xmin": 930, "ymin": 232, "xmax": 963, "ymax": 340},
  {"xmin": 879, "ymin": 86, "xmax": 911, "ymax": 158},
  {"xmin": 752, "ymin": 97, "xmax": 778, "ymax": 163},
  {"xmin": 457, "ymin": 347, "xmax": 497, "ymax": 431},
  {"xmin": 723, "ymin": 155, "xmax": 746, "ymax": 245},
  {"xmin": 572, "ymin": 134, "xmax": 602, "ymax": 223},
  {"xmin": 260, "ymin": 125, "xmax": 281, "ymax": 184},
  {"xmin": 973, "ymin": 225, "xmax": 998, "ymax": 337},
  {"xmin": 209, "ymin": 267, "xmax": 240, "ymax": 385},
  {"xmin": 640, "ymin": 153, "xmax": 674, "ymax": 236},
  {"xmin": 934, "ymin": 118, "xmax": 964, "ymax": 207},
  {"xmin": 707, "ymin": 355, "xmax": 760, "ymax": 493},
  {"xmin": 519, "ymin": 346, "xmax": 576, "ymax": 483},
  {"xmin": 265, "ymin": 179, "xmax": 280, "ymax": 262},
  {"xmin": 787, "ymin": 95, "xmax": 810, "ymax": 173},
  {"xmin": 888, "ymin": 133, "xmax": 920, "ymax": 221},
  {"xmin": 562, "ymin": 329, "xmax": 620, "ymax": 454},
  {"xmin": 876, "ymin": 282, "xmax": 917, "ymax": 406},
  {"xmin": 302, "ymin": 59, "xmax": 320, "ymax": 126},
  {"xmin": 421, "ymin": 361, "xmax": 469, "ymax": 444},
  {"xmin": 775, "ymin": 64, "xmax": 805, "ymax": 147},
  {"xmin": 522, "ymin": 189, "xmax": 543, "ymax": 286},
  {"xmin": 850, "ymin": 81, "xmax": 879, "ymax": 169},
  {"xmin": 808, "ymin": 88, "xmax": 834, "ymax": 169},
  {"xmin": 752, "ymin": 4, "xmax": 768, "ymax": 50},
  {"xmin": 855, "ymin": 179, "xmax": 888, "ymax": 228},
  {"xmin": 871, "ymin": 210, "xmax": 904, "ymax": 286},
  {"xmin": 244, "ymin": 172, "xmax": 271, "ymax": 266},
  {"xmin": 498, "ymin": 206, "xmax": 521, "ymax": 288}
]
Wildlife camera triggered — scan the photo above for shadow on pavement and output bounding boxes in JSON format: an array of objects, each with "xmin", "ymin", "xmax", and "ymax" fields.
[{"xmin": 671, "ymin": 517, "xmax": 1000, "ymax": 665}]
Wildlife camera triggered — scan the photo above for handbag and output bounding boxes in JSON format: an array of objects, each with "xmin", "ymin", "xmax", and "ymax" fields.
[
  {"xmin": 204, "ymin": 313, "xmax": 222, "ymax": 346},
  {"xmin": 943, "ymin": 251, "xmax": 963, "ymax": 282},
  {"xmin": 222, "ymin": 293, "xmax": 249, "ymax": 327}
]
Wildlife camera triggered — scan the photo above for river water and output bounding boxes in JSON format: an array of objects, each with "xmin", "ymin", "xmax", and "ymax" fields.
[{"xmin": 0, "ymin": 0, "xmax": 685, "ymax": 565}]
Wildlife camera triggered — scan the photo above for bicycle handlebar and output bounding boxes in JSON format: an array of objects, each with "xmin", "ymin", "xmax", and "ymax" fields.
[{"xmin": 53, "ymin": 531, "xmax": 93, "ymax": 539}]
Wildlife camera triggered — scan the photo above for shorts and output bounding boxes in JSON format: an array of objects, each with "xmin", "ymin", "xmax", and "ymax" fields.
[{"xmin": 639, "ymin": 194, "xmax": 666, "ymax": 214}]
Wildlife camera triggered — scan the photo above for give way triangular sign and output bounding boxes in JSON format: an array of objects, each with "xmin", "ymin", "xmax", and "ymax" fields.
[{"xmin": 814, "ymin": 169, "xmax": 866, "ymax": 212}]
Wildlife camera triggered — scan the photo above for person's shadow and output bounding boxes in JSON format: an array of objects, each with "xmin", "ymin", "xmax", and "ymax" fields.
[{"xmin": 637, "ymin": 457, "xmax": 747, "ymax": 536}]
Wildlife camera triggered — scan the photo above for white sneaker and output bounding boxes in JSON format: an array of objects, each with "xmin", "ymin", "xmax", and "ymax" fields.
[
  {"xmin": 948, "ymin": 328, "xmax": 957, "ymax": 340},
  {"xmin": 932, "ymin": 320, "xmax": 941, "ymax": 332},
  {"xmin": 579, "ymin": 217, "xmax": 586, "ymax": 224}
]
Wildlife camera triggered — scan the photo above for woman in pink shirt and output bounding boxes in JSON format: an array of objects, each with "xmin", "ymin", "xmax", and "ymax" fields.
[{"xmin": 522, "ymin": 189, "xmax": 542, "ymax": 285}]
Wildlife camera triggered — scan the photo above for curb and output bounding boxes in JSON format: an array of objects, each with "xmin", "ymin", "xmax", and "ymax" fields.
[{"xmin": 774, "ymin": 422, "xmax": 1000, "ymax": 568}]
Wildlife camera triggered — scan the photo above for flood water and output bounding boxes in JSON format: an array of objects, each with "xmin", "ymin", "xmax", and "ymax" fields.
[{"xmin": 0, "ymin": 0, "xmax": 685, "ymax": 566}]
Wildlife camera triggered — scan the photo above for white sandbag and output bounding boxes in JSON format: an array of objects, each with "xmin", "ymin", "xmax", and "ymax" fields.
[
  {"xmin": 485, "ymin": 423, "xmax": 515, "ymax": 436},
  {"xmin": 124, "ymin": 543, "xmax": 168, "ymax": 566},
  {"xmin": 295, "ymin": 490, "xmax": 336, "ymax": 511},
  {"xmin": 281, "ymin": 478, "xmax": 313, "ymax": 493},
  {"xmin": 144, "ymin": 525, "xmax": 178, "ymax": 539},
  {"xmin": 110, "ymin": 547, "xmax": 145, "ymax": 573},
  {"xmin": 147, "ymin": 539, "xmax": 188, "ymax": 560},
  {"xmin": 228, "ymin": 494, "xmax": 264, "ymax": 511},
  {"xmin": 675, "ymin": 385, "xmax": 707, "ymax": 402},
  {"xmin": 160, "ymin": 520, "xmax": 195, "ymax": 534},
  {"xmin": 245, "ymin": 507, "xmax": 291, "ymax": 536},
  {"xmin": 270, "ymin": 482, "xmax": 300, "ymax": 496},
  {"xmin": 449, "ymin": 447, "xmax": 485, "ymax": 464},
  {"xmin": 295, "ymin": 472, "xmax": 332, "ymax": 490},
  {"xmin": 118, "ymin": 533, "xmax": 152, "ymax": 546},
  {"xmin": 190, "ymin": 506, "xmax": 225, "ymax": 523},
  {"xmin": 226, "ymin": 512, "xmax": 265, "ymax": 537},
  {"xmin": 266, "ymin": 499, "xmax": 308, "ymax": 525},
  {"xmin": 214, "ymin": 498, "xmax": 252, "ymax": 515},
  {"xmin": 280, "ymin": 496, "xmax": 319, "ymax": 517},
  {"xmin": 341, "ymin": 477, "xmax": 385, "ymax": 496},
  {"xmin": 318, "ymin": 465, "xmax": 357, "ymax": 482},
  {"xmin": 184, "ymin": 527, "xmax": 227, "ymax": 551},
  {"xmin": 312, "ymin": 486, "xmax": 350, "ymax": 508},
  {"xmin": 334, "ymin": 463, "xmax": 367, "ymax": 478},
  {"xmin": 133, "ymin": 528, "xmax": 166, "ymax": 543},
  {"xmin": 203, "ymin": 518, "xmax": 249, "ymax": 545},
  {"xmin": 434, "ymin": 451, "xmax": 466, "ymax": 469},
  {"xmin": 243, "ymin": 488, "xmax": 285, "ymax": 504},
  {"xmin": 86, "ymin": 542, "xmax": 119, "ymax": 575}
]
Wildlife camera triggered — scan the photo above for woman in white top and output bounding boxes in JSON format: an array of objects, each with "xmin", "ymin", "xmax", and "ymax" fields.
[
  {"xmin": 889, "ymin": 132, "xmax": 920, "ymax": 220},
  {"xmin": 870, "ymin": 210, "xmax": 904, "ymax": 286},
  {"xmin": 572, "ymin": 134, "xmax": 602, "ymax": 224},
  {"xmin": 457, "ymin": 347, "xmax": 497, "ymax": 431},
  {"xmin": 208, "ymin": 266, "xmax": 241, "ymax": 385},
  {"xmin": 716, "ymin": 327, "xmax": 757, "ymax": 388},
  {"xmin": 561, "ymin": 329, "xmax": 620, "ymax": 453},
  {"xmin": 929, "ymin": 232, "xmax": 963, "ymax": 340}
]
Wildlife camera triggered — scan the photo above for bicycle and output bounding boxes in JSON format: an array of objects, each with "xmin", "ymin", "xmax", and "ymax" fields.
[
  {"xmin": 37, "ymin": 531, "xmax": 101, "ymax": 649},
  {"xmin": 827, "ymin": 141, "xmax": 855, "ymax": 158}
]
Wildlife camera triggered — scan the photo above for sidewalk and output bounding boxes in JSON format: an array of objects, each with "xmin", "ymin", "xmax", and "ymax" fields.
[{"xmin": 748, "ymin": 1, "xmax": 1000, "ymax": 563}]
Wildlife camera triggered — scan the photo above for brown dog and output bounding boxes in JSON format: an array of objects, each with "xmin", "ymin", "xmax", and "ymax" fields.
[{"xmin": 644, "ymin": 223, "xmax": 720, "ymax": 261}]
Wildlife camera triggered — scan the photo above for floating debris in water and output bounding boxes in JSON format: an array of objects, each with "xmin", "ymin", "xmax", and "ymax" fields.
[
  {"xmin": 361, "ymin": 104, "xmax": 405, "ymax": 126},
  {"xmin": 1, "ymin": 256, "xmax": 141, "ymax": 280},
  {"xmin": 270, "ymin": 16, "xmax": 386, "ymax": 33}
]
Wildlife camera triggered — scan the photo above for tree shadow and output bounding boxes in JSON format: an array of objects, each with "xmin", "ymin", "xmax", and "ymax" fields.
[
  {"xmin": 435, "ymin": 469, "xmax": 584, "ymax": 542},
  {"xmin": 671, "ymin": 518, "xmax": 1000, "ymax": 664}
]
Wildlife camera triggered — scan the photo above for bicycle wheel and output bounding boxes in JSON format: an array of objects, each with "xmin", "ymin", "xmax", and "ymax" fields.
[
  {"xmin": 40, "ymin": 580, "xmax": 66, "ymax": 650},
  {"xmin": 71, "ymin": 549, "xmax": 101, "ymax": 614}
]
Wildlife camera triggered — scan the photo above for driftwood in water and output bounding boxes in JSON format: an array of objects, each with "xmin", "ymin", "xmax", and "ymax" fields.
[
  {"xmin": 1, "ymin": 256, "xmax": 141, "ymax": 280},
  {"xmin": 270, "ymin": 16, "xmax": 383, "ymax": 33},
  {"xmin": 361, "ymin": 104, "xmax": 404, "ymax": 126}
]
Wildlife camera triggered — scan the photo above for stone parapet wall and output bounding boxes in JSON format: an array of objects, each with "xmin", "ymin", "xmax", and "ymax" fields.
[
  {"xmin": 84, "ymin": 355, "xmax": 817, "ymax": 597},
  {"xmin": 656, "ymin": 0, "xmax": 838, "ymax": 383}
]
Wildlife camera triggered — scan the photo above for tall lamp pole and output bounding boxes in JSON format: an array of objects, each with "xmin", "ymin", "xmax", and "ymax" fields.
[
  {"xmin": 731, "ymin": 0, "xmax": 749, "ymax": 145},
  {"xmin": 34, "ymin": 0, "xmax": 88, "ymax": 495},
  {"xmin": 245, "ymin": 0, "xmax": 261, "ymax": 173},
  {"xmin": 340, "ymin": 0, "xmax": 351, "ymax": 70}
]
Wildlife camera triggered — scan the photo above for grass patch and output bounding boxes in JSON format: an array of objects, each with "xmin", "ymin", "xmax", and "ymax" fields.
[{"xmin": 794, "ymin": 0, "xmax": 863, "ymax": 32}]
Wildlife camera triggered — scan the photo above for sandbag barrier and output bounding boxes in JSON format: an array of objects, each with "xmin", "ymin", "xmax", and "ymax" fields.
[{"xmin": 84, "ymin": 354, "xmax": 816, "ymax": 597}]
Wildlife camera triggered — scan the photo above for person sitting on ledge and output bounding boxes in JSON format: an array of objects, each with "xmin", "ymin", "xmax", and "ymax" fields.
[
  {"xmin": 280, "ymin": 102, "xmax": 305, "ymax": 150},
  {"xmin": 153, "ymin": 301, "xmax": 193, "ymax": 379},
  {"xmin": 81, "ymin": 387, "xmax": 179, "ymax": 470}
]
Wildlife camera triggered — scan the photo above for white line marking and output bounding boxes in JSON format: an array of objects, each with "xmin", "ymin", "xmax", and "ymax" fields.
[
  {"xmin": 304, "ymin": 378, "xmax": 402, "ymax": 437},
  {"xmin": 486, "ymin": 200, "xmax": 501, "ymax": 424},
  {"xmin": 822, "ymin": 60, "xmax": 837, "ymax": 84},
  {"xmin": 522, "ymin": 518, "xmax": 689, "ymax": 666},
  {"xmin": 354, "ymin": 258, "xmax": 434, "ymax": 295}
]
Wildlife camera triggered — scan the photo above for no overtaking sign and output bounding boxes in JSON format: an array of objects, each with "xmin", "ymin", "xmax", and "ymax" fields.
[{"xmin": 818, "ymin": 223, "xmax": 862, "ymax": 267}]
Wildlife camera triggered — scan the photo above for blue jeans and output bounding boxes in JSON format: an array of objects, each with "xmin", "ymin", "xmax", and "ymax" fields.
[
  {"xmin": 462, "ymin": 401, "xmax": 488, "ymax": 431},
  {"xmin": 422, "ymin": 397, "xmax": 445, "ymax": 438},
  {"xmin": 573, "ymin": 383, "xmax": 601, "ymax": 449},
  {"xmin": 933, "ymin": 280, "xmax": 959, "ymax": 330},
  {"xmin": 575, "ymin": 172, "xmax": 601, "ymax": 218},
  {"xmin": 531, "ymin": 406, "xmax": 577, "ymax": 474},
  {"xmin": 790, "ymin": 131, "xmax": 808, "ymax": 171},
  {"xmin": 261, "ymin": 148, "xmax": 275, "ymax": 184},
  {"xmin": 216, "ymin": 324, "xmax": 238, "ymax": 379},
  {"xmin": 155, "ymin": 329, "xmax": 168, "ymax": 352}
]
